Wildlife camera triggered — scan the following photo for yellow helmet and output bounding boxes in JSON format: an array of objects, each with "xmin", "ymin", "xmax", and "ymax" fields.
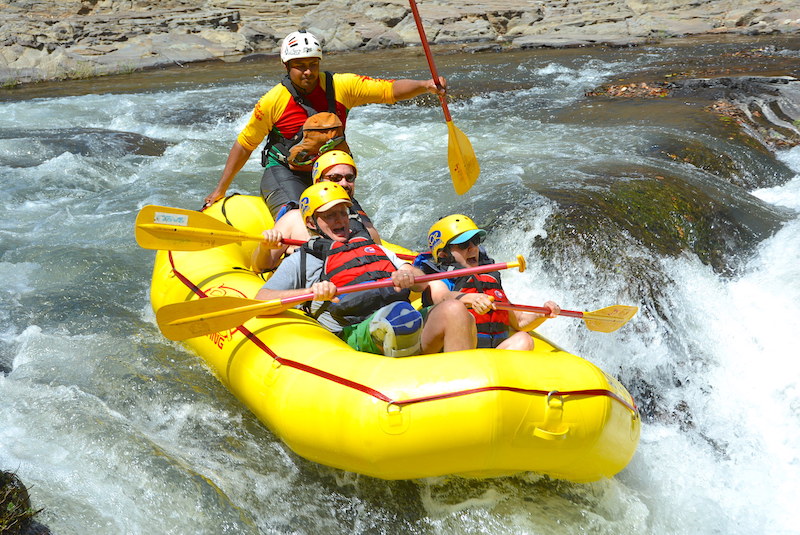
[
  {"xmin": 311, "ymin": 150, "xmax": 357, "ymax": 183},
  {"xmin": 428, "ymin": 214, "xmax": 487, "ymax": 261},
  {"xmin": 299, "ymin": 182, "xmax": 352, "ymax": 223}
]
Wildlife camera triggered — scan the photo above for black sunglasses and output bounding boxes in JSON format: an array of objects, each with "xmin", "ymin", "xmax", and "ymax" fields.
[
  {"xmin": 450, "ymin": 235, "xmax": 482, "ymax": 249},
  {"xmin": 322, "ymin": 173, "xmax": 356, "ymax": 183}
]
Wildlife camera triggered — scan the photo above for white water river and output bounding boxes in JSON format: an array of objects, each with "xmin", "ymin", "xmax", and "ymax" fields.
[{"xmin": 1, "ymin": 40, "xmax": 799, "ymax": 534}]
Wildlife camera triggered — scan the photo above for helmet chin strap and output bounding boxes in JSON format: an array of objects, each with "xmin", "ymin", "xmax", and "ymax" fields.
[{"xmin": 312, "ymin": 216, "xmax": 334, "ymax": 241}]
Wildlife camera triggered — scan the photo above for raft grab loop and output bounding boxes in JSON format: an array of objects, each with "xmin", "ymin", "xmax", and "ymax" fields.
[
  {"xmin": 533, "ymin": 390, "xmax": 569, "ymax": 440},
  {"xmin": 380, "ymin": 400, "xmax": 410, "ymax": 434}
]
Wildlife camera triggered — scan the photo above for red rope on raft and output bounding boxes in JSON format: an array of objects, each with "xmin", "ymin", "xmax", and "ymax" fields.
[
  {"xmin": 167, "ymin": 253, "xmax": 638, "ymax": 416},
  {"xmin": 389, "ymin": 386, "xmax": 638, "ymax": 414}
]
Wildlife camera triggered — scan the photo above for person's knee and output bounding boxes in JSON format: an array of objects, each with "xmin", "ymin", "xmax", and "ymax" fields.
[
  {"xmin": 512, "ymin": 332, "xmax": 534, "ymax": 351},
  {"xmin": 432, "ymin": 300, "xmax": 476, "ymax": 343},
  {"xmin": 521, "ymin": 336, "xmax": 534, "ymax": 351},
  {"xmin": 436, "ymin": 299, "xmax": 474, "ymax": 323},
  {"xmin": 422, "ymin": 300, "xmax": 477, "ymax": 352},
  {"xmin": 499, "ymin": 332, "xmax": 534, "ymax": 351}
]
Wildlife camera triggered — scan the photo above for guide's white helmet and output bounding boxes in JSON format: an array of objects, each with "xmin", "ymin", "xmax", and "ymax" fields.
[{"xmin": 280, "ymin": 30, "xmax": 323, "ymax": 63}]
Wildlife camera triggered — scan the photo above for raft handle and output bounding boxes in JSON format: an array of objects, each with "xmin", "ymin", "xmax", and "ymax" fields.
[
  {"xmin": 546, "ymin": 390, "xmax": 563, "ymax": 405},
  {"xmin": 535, "ymin": 390, "xmax": 569, "ymax": 440}
]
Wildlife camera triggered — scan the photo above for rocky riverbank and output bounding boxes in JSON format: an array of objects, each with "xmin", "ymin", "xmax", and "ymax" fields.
[{"xmin": 2, "ymin": 0, "xmax": 800, "ymax": 86}]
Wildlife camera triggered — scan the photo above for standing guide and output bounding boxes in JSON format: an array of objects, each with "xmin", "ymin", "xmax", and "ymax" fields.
[{"xmin": 203, "ymin": 30, "xmax": 446, "ymax": 216}]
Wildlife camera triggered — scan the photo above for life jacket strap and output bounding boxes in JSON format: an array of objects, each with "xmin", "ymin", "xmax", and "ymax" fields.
[{"xmin": 261, "ymin": 71, "xmax": 337, "ymax": 167}]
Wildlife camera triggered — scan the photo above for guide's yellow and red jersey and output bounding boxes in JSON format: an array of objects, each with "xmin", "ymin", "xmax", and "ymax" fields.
[{"xmin": 237, "ymin": 73, "xmax": 397, "ymax": 153}]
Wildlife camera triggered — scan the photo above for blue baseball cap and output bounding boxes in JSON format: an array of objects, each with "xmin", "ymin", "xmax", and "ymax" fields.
[{"xmin": 449, "ymin": 228, "xmax": 487, "ymax": 245}]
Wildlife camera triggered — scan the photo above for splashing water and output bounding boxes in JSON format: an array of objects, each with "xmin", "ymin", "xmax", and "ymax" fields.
[{"xmin": 1, "ymin": 41, "xmax": 799, "ymax": 534}]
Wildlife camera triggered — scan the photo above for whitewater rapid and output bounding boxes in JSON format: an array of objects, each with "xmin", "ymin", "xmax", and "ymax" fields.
[{"xmin": 1, "ymin": 41, "xmax": 799, "ymax": 534}]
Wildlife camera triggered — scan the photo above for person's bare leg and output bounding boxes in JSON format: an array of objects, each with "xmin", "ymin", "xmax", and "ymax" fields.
[
  {"xmin": 496, "ymin": 331, "xmax": 534, "ymax": 351},
  {"xmin": 421, "ymin": 300, "xmax": 476, "ymax": 353}
]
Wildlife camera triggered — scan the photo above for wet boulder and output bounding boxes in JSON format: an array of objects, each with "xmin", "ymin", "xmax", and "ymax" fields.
[
  {"xmin": 533, "ymin": 166, "xmax": 792, "ymax": 276},
  {"xmin": 648, "ymin": 131, "xmax": 795, "ymax": 190},
  {"xmin": 0, "ymin": 471, "xmax": 49, "ymax": 535},
  {"xmin": 584, "ymin": 74, "xmax": 800, "ymax": 190}
]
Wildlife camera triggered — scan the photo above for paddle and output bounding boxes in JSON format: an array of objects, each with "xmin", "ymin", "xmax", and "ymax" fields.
[
  {"xmin": 135, "ymin": 205, "xmax": 268, "ymax": 251},
  {"xmin": 492, "ymin": 303, "xmax": 638, "ymax": 333},
  {"xmin": 135, "ymin": 205, "xmax": 417, "ymax": 260},
  {"xmin": 408, "ymin": 0, "xmax": 480, "ymax": 195},
  {"xmin": 156, "ymin": 255, "xmax": 527, "ymax": 341}
]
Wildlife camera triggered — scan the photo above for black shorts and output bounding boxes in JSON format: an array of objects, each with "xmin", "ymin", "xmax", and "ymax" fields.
[{"xmin": 260, "ymin": 164, "xmax": 313, "ymax": 218}]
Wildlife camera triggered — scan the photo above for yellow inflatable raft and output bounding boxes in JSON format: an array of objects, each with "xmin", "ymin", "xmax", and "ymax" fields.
[{"xmin": 148, "ymin": 195, "xmax": 640, "ymax": 482}]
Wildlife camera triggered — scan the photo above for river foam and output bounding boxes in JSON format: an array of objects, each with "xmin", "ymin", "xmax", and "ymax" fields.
[{"xmin": 2, "ymin": 41, "xmax": 799, "ymax": 534}]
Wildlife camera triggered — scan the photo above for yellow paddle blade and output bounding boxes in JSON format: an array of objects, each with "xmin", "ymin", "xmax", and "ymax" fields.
[
  {"xmin": 135, "ymin": 205, "xmax": 262, "ymax": 251},
  {"xmin": 582, "ymin": 305, "xmax": 639, "ymax": 333},
  {"xmin": 447, "ymin": 120, "xmax": 479, "ymax": 195},
  {"xmin": 155, "ymin": 296, "xmax": 283, "ymax": 341}
]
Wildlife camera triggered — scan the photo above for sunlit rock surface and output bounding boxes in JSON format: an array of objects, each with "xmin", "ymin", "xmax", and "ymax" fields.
[{"xmin": 2, "ymin": 0, "xmax": 799, "ymax": 84}]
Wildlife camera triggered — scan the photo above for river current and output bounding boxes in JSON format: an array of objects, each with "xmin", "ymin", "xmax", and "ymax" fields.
[{"xmin": 1, "ymin": 37, "xmax": 799, "ymax": 534}]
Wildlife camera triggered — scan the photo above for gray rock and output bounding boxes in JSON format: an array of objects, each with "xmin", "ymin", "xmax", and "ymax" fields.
[
  {"xmin": 354, "ymin": 0, "xmax": 408, "ymax": 27},
  {"xmin": 239, "ymin": 21, "xmax": 281, "ymax": 48},
  {"xmin": 305, "ymin": 7, "xmax": 365, "ymax": 52},
  {"xmin": 1, "ymin": 0, "xmax": 800, "ymax": 85}
]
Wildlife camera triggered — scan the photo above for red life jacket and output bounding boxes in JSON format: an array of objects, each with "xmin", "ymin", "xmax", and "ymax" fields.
[
  {"xmin": 416, "ymin": 249, "xmax": 511, "ymax": 349},
  {"xmin": 455, "ymin": 273, "xmax": 510, "ymax": 349},
  {"xmin": 302, "ymin": 236, "xmax": 409, "ymax": 326},
  {"xmin": 324, "ymin": 237, "xmax": 396, "ymax": 286}
]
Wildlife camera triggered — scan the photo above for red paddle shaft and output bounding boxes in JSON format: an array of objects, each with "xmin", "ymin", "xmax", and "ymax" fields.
[
  {"xmin": 408, "ymin": 0, "xmax": 452, "ymax": 121},
  {"xmin": 277, "ymin": 257, "xmax": 525, "ymax": 309},
  {"xmin": 493, "ymin": 302, "xmax": 584, "ymax": 319},
  {"xmin": 281, "ymin": 238, "xmax": 417, "ymax": 261}
]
